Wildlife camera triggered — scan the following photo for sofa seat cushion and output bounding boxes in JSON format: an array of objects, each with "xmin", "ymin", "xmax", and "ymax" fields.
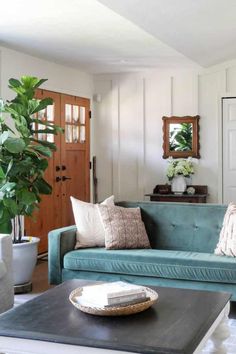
[{"xmin": 63, "ymin": 248, "xmax": 236, "ymax": 284}]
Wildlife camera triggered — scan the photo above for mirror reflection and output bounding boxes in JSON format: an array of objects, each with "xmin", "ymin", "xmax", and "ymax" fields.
[
  {"xmin": 162, "ymin": 115, "xmax": 200, "ymax": 159},
  {"xmin": 169, "ymin": 123, "xmax": 193, "ymax": 152}
]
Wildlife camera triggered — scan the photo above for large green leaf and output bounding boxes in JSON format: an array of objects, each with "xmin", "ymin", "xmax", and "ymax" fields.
[
  {"xmin": 31, "ymin": 98, "xmax": 53, "ymax": 114},
  {"xmin": 36, "ymin": 158, "xmax": 48, "ymax": 171},
  {"xmin": 0, "ymin": 203, "xmax": 12, "ymax": 222},
  {"xmin": 4, "ymin": 137, "xmax": 26, "ymax": 153},
  {"xmin": 17, "ymin": 189, "xmax": 37, "ymax": 205},
  {"xmin": 8, "ymin": 78, "xmax": 21, "ymax": 88},
  {"xmin": 32, "ymin": 144, "xmax": 52, "ymax": 157},
  {"xmin": 28, "ymin": 99, "xmax": 47, "ymax": 115},
  {"xmin": 8, "ymin": 158, "xmax": 34, "ymax": 176},
  {"xmin": 24, "ymin": 203, "xmax": 36, "ymax": 216},
  {"xmin": 5, "ymin": 103, "xmax": 27, "ymax": 117},
  {"xmin": 34, "ymin": 139, "xmax": 57, "ymax": 151},
  {"xmin": 31, "ymin": 119, "xmax": 63, "ymax": 132},
  {"xmin": 3, "ymin": 198, "xmax": 18, "ymax": 215},
  {"xmin": 34, "ymin": 78, "xmax": 47, "ymax": 89},
  {"xmin": 6, "ymin": 159, "xmax": 13, "ymax": 176},
  {"xmin": 0, "ymin": 131, "xmax": 9, "ymax": 145},
  {"xmin": 34, "ymin": 178, "xmax": 52, "ymax": 195},
  {"xmin": 15, "ymin": 121, "xmax": 30, "ymax": 138},
  {"xmin": 32, "ymin": 128, "xmax": 56, "ymax": 134},
  {"xmin": 8, "ymin": 86, "xmax": 25, "ymax": 96},
  {"xmin": 0, "ymin": 166, "xmax": 5, "ymax": 179},
  {"xmin": 1, "ymin": 123, "xmax": 15, "ymax": 135},
  {"xmin": 0, "ymin": 220, "xmax": 12, "ymax": 233},
  {"xmin": 21, "ymin": 76, "xmax": 39, "ymax": 89}
]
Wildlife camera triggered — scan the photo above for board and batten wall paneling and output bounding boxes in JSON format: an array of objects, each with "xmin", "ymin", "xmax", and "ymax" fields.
[
  {"xmin": 117, "ymin": 77, "xmax": 142, "ymax": 201},
  {"xmin": 94, "ymin": 70, "xmax": 201, "ymax": 202},
  {"xmin": 172, "ymin": 73, "xmax": 199, "ymax": 116},
  {"xmin": 94, "ymin": 76, "xmax": 146, "ymax": 201},
  {"xmin": 198, "ymin": 71, "xmax": 226, "ymax": 202},
  {"xmin": 93, "ymin": 80, "xmax": 113, "ymax": 202},
  {"xmin": 94, "ymin": 64, "xmax": 236, "ymax": 203},
  {"xmin": 144, "ymin": 73, "xmax": 172, "ymax": 195}
]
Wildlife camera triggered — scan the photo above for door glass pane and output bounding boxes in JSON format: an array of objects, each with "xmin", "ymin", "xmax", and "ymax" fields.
[
  {"xmin": 80, "ymin": 126, "xmax": 86, "ymax": 143},
  {"xmin": 73, "ymin": 125, "xmax": 79, "ymax": 143},
  {"xmin": 47, "ymin": 105, "xmax": 54, "ymax": 121},
  {"xmin": 73, "ymin": 105, "xmax": 79, "ymax": 123},
  {"xmin": 38, "ymin": 109, "xmax": 46, "ymax": 120},
  {"xmin": 80, "ymin": 106, "xmax": 85, "ymax": 124},
  {"xmin": 38, "ymin": 133, "xmax": 47, "ymax": 141},
  {"xmin": 65, "ymin": 125, "xmax": 73, "ymax": 143},
  {"xmin": 47, "ymin": 133, "xmax": 54, "ymax": 143},
  {"xmin": 65, "ymin": 104, "xmax": 72, "ymax": 123},
  {"xmin": 38, "ymin": 123, "xmax": 46, "ymax": 141}
]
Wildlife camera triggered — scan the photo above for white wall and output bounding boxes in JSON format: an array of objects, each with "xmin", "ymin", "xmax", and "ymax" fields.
[
  {"xmin": 93, "ymin": 63, "xmax": 236, "ymax": 203},
  {"xmin": 0, "ymin": 46, "xmax": 93, "ymax": 100}
]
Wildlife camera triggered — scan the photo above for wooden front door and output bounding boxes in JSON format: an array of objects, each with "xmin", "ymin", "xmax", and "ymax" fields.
[
  {"xmin": 25, "ymin": 90, "xmax": 90, "ymax": 253},
  {"xmin": 61, "ymin": 94, "xmax": 90, "ymax": 226}
]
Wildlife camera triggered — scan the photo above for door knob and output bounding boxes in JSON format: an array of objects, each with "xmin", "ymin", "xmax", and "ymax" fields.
[
  {"xmin": 56, "ymin": 176, "xmax": 61, "ymax": 182},
  {"xmin": 62, "ymin": 165, "xmax": 66, "ymax": 170},
  {"xmin": 62, "ymin": 176, "xmax": 72, "ymax": 181},
  {"xmin": 56, "ymin": 166, "xmax": 60, "ymax": 171}
]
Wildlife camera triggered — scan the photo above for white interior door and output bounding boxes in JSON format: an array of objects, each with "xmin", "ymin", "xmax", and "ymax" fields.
[{"xmin": 222, "ymin": 98, "xmax": 236, "ymax": 204}]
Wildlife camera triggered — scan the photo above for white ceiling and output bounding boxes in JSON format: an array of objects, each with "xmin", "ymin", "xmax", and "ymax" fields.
[
  {"xmin": 99, "ymin": 0, "xmax": 236, "ymax": 67},
  {"xmin": 0, "ymin": 0, "xmax": 235, "ymax": 73}
]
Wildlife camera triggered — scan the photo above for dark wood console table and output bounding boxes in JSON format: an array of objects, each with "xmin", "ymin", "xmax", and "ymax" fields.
[{"xmin": 146, "ymin": 185, "xmax": 208, "ymax": 203}]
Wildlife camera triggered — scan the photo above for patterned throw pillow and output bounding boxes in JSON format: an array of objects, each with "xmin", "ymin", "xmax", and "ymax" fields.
[
  {"xmin": 70, "ymin": 195, "xmax": 114, "ymax": 249},
  {"xmin": 98, "ymin": 205, "xmax": 151, "ymax": 250},
  {"xmin": 215, "ymin": 202, "xmax": 236, "ymax": 257}
]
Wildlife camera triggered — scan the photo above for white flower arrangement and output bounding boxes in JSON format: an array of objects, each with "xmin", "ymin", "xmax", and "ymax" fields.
[{"xmin": 166, "ymin": 157, "xmax": 194, "ymax": 181}]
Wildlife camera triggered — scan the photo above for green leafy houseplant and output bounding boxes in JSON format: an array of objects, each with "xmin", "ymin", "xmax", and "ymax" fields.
[
  {"xmin": 169, "ymin": 123, "xmax": 193, "ymax": 151},
  {"xmin": 0, "ymin": 76, "xmax": 62, "ymax": 243}
]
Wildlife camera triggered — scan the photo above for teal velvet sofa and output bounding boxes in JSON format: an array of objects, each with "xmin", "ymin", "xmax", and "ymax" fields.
[{"xmin": 48, "ymin": 202, "xmax": 236, "ymax": 300}]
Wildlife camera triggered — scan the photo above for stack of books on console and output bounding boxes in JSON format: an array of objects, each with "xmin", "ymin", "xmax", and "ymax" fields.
[{"xmin": 78, "ymin": 281, "xmax": 149, "ymax": 308}]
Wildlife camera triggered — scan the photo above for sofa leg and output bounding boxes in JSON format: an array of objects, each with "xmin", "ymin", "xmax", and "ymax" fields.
[{"xmin": 210, "ymin": 302, "xmax": 230, "ymax": 354}]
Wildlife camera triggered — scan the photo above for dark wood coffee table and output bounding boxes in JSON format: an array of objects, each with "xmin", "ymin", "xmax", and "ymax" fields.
[{"xmin": 0, "ymin": 279, "xmax": 231, "ymax": 354}]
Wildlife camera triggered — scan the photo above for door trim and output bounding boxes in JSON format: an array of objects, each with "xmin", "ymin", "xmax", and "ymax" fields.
[{"xmin": 220, "ymin": 96, "xmax": 236, "ymax": 204}]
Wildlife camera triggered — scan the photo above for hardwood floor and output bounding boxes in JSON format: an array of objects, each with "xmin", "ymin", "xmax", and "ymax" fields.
[{"xmin": 14, "ymin": 259, "xmax": 53, "ymax": 305}]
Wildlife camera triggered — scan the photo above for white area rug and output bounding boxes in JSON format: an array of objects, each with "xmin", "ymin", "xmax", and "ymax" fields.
[{"xmin": 202, "ymin": 318, "xmax": 236, "ymax": 353}]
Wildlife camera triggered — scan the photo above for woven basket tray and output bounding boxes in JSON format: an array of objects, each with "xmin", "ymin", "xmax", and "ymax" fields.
[{"xmin": 69, "ymin": 286, "xmax": 158, "ymax": 316}]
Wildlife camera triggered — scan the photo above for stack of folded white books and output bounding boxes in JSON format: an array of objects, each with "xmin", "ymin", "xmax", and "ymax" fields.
[{"xmin": 77, "ymin": 281, "xmax": 149, "ymax": 308}]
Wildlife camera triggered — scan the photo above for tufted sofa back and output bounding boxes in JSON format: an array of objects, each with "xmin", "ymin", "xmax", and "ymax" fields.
[{"xmin": 116, "ymin": 202, "xmax": 227, "ymax": 253}]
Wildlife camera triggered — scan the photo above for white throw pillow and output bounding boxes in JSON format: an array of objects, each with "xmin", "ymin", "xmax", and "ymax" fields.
[
  {"xmin": 70, "ymin": 196, "xmax": 114, "ymax": 249},
  {"xmin": 215, "ymin": 202, "xmax": 236, "ymax": 257}
]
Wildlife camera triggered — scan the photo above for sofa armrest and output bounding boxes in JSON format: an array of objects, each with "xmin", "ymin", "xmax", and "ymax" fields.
[{"xmin": 48, "ymin": 226, "xmax": 77, "ymax": 284}]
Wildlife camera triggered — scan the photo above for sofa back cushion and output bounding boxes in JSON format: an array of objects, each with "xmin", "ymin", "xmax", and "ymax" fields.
[{"xmin": 116, "ymin": 202, "xmax": 227, "ymax": 253}]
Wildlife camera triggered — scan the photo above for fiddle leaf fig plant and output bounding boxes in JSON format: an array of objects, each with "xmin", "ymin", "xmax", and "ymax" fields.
[{"xmin": 0, "ymin": 76, "xmax": 62, "ymax": 243}]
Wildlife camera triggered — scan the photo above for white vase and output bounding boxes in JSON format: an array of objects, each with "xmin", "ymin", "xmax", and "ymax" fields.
[
  {"xmin": 171, "ymin": 175, "xmax": 187, "ymax": 195},
  {"xmin": 12, "ymin": 236, "xmax": 40, "ymax": 285}
]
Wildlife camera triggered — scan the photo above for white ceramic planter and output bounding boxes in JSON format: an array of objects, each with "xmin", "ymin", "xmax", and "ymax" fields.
[
  {"xmin": 171, "ymin": 175, "xmax": 187, "ymax": 195},
  {"xmin": 12, "ymin": 237, "xmax": 40, "ymax": 285}
]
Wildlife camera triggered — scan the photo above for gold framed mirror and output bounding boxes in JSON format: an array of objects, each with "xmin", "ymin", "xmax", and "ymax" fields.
[{"xmin": 162, "ymin": 115, "xmax": 200, "ymax": 158}]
